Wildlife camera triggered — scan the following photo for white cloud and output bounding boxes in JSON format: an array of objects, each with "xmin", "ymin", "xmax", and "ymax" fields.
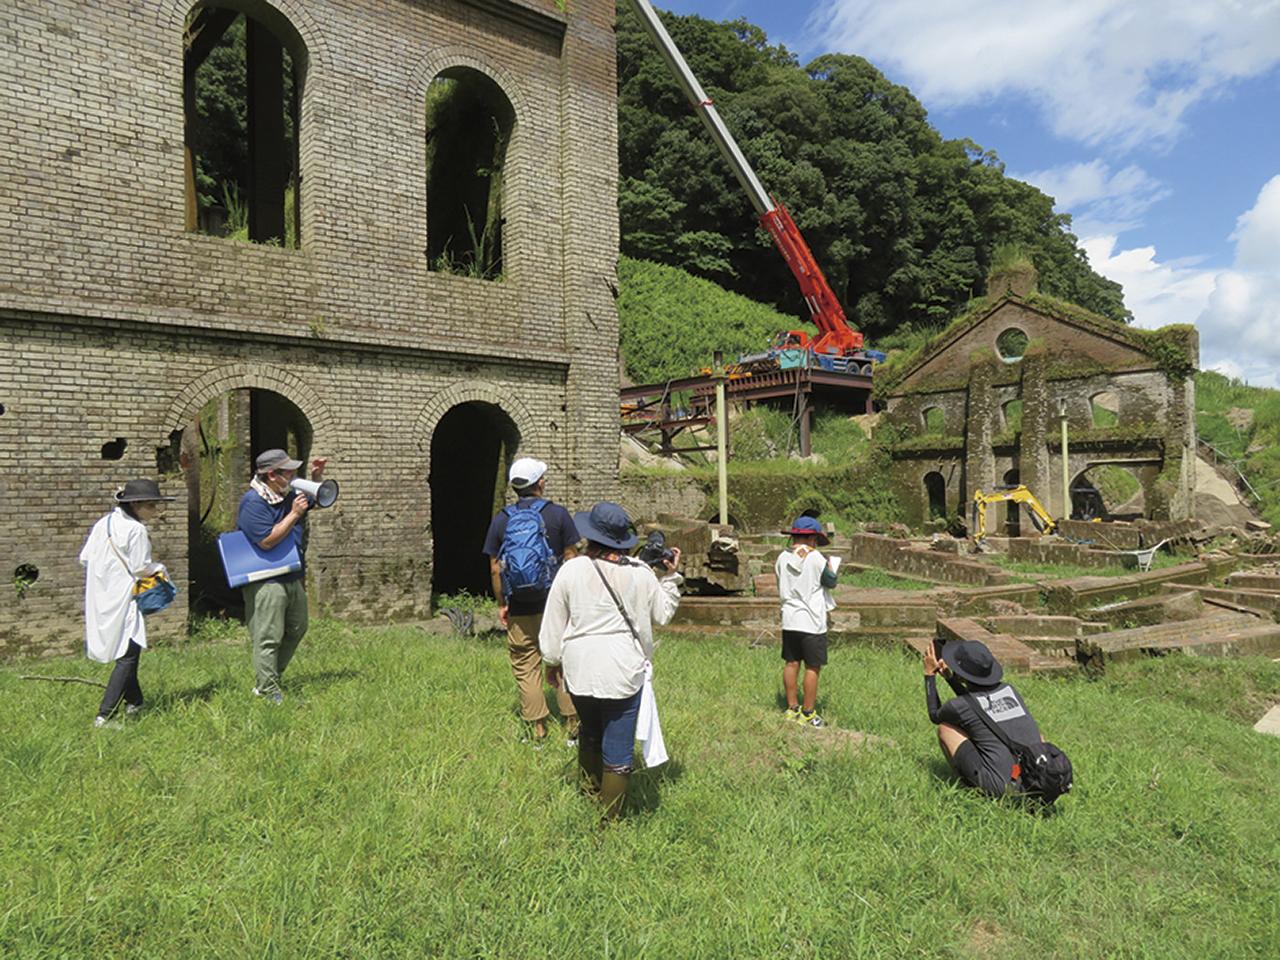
[
  {"xmin": 1081, "ymin": 175, "xmax": 1280, "ymax": 388},
  {"xmin": 1019, "ymin": 160, "xmax": 1169, "ymax": 236},
  {"xmin": 808, "ymin": 0, "xmax": 1280, "ymax": 150}
]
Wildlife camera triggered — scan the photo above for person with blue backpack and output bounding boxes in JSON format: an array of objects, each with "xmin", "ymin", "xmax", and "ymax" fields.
[{"xmin": 483, "ymin": 457, "xmax": 581, "ymax": 744}]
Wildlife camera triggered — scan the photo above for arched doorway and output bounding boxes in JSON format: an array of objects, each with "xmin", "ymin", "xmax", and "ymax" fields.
[
  {"xmin": 429, "ymin": 402, "xmax": 520, "ymax": 598},
  {"xmin": 181, "ymin": 388, "xmax": 313, "ymax": 617},
  {"xmin": 924, "ymin": 471, "xmax": 947, "ymax": 520},
  {"xmin": 1071, "ymin": 465, "xmax": 1143, "ymax": 521}
]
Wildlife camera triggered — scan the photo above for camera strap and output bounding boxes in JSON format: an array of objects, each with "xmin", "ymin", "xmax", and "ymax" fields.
[{"xmin": 591, "ymin": 559, "xmax": 645, "ymax": 655}]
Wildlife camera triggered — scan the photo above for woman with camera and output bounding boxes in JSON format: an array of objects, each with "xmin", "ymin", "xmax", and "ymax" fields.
[
  {"xmin": 539, "ymin": 502, "xmax": 682, "ymax": 820},
  {"xmin": 79, "ymin": 478, "xmax": 175, "ymax": 728}
]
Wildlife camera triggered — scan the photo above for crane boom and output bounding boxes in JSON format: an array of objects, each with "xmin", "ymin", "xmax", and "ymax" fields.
[{"xmin": 626, "ymin": 0, "xmax": 864, "ymax": 355}]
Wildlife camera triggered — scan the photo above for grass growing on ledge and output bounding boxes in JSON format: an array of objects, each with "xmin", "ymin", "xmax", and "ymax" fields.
[
  {"xmin": 838, "ymin": 567, "xmax": 937, "ymax": 591},
  {"xmin": 2, "ymin": 623, "xmax": 1278, "ymax": 957}
]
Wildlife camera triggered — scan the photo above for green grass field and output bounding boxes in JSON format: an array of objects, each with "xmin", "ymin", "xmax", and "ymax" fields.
[{"xmin": 3, "ymin": 622, "xmax": 1279, "ymax": 958}]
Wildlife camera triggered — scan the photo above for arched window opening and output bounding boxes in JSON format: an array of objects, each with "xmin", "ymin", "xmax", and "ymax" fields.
[
  {"xmin": 1071, "ymin": 465, "xmax": 1142, "ymax": 521},
  {"xmin": 184, "ymin": 5, "xmax": 305, "ymax": 247},
  {"xmin": 425, "ymin": 69, "xmax": 514, "ymax": 281},
  {"xmin": 1002, "ymin": 399, "xmax": 1023, "ymax": 433},
  {"xmin": 995, "ymin": 327, "xmax": 1028, "ymax": 363},
  {"xmin": 922, "ymin": 406, "xmax": 945, "ymax": 435},
  {"xmin": 924, "ymin": 471, "xmax": 947, "ymax": 519},
  {"xmin": 1091, "ymin": 391, "xmax": 1119, "ymax": 427}
]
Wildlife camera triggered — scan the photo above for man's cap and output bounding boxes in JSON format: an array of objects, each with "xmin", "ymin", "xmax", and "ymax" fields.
[
  {"xmin": 114, "ymin": 478, "xmax": 176, "ymax": 503},
  {"xmin": 781, "ymin": 515, "xmax": 830, "ymax": 545},
  {"xmin": 256, "ymin": 449, "xmax": 303, "ymax": 473},
  {"xmin": 574, "ymin": 501, "xmax": 639, "ymax": 551},
  {"xmin": 939, "ymin": 639, "xmax": 1004, "ymax": 687},
  {"xmin": 509, "ymin": 457, "xmax": 547, "ymax": 489}
]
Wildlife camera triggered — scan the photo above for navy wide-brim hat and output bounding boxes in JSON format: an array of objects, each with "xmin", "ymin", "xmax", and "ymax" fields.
[
  {"xmin": 114, "ymin": 478, "xmax": 176, "ymax": 503},
  {"xmin": 575, "ymin": 501, "xmax": 638, "ymax": 551},
  {"xmin": 939, "ymin": 639, "xmax": 1003, "ymax": 687},
  {"xmin": 781, "ymin": 515, "xmax": 830, "ymax": 546}
]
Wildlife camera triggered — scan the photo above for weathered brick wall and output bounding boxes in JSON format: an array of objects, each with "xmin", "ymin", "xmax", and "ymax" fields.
[{"xmin": 0, "ymin": 0, "xmax": 620, "ymax": 657}]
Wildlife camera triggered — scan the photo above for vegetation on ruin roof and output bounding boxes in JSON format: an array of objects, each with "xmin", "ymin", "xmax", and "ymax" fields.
[{"xmin": 618, "ymin": 256, "xmax": 799, "ymax": 384}]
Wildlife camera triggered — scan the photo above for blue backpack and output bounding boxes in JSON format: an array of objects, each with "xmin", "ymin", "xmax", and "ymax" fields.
[{"xmin": 499, "ymin": 499, "xmax": 557, "ymax": 600}]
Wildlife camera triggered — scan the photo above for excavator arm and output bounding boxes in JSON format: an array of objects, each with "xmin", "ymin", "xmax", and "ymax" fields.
[
  {"xmin": 626, "ymin": 0, "xmax": 863, "ymax": 356},
  {"xmin": 971, "ymin": 485, "xmax": 1058, "ymax": 544}
]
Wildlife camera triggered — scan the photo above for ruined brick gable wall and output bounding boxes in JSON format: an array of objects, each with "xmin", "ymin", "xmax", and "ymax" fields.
[
  {"xmin": 0, "ymin": 0, "xmax": 620, "ymax": 658},
  {"xmin": 883, "ymin": 301, "xmax": 1197, "ymax": 527}
]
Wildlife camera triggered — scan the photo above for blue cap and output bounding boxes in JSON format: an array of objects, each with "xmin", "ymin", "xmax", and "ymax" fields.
[{"xmin": 781, "ymin": 515, "xmax": 829, "ymax": 545}]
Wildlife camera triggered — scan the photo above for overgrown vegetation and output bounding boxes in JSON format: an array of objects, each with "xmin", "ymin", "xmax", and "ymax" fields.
[
  {"xmin": 3, "ymin": 625, "xmax": 1278, "ymax": 956},
  {"xmin": 1195, "ymin": 370, "xmax": 1280, "ymax": 525},
  {"xmin": 617, "ymin": 7, "xmax": 1128, "ymax": 338}
]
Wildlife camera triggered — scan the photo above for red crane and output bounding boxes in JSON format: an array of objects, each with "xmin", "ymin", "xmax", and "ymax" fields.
[{"xmin": 627, "ymin": 0, "xmax": 867, "ymax": 361}]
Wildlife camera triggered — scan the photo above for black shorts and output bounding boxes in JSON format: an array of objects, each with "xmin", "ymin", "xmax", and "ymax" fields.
[
  {"xmin": 781, "ymin": 630, "xmax": 828, "ymax": 667},
  {"xmin": 949, "ymin": 740, "xmax": 1021, "ymax": 797}
]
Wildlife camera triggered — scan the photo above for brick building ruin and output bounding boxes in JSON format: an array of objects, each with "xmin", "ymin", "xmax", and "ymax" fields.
[
  {"xmin": 880, "ymin": 267, "xmax": 1199, "ymax": 532},
  {"xmin": 0, "ymin": 0, "xmax": 622, "ymax": 657}
]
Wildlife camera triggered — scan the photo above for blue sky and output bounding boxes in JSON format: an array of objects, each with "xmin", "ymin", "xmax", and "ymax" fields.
[{"xmin": 656, "ymin": 0, "xmax": 1280, "ymax": 386}]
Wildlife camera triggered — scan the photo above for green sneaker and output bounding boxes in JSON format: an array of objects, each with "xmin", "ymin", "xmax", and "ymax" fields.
[
  {"xmin": 784, "ymin": 705, "xmax": 802, "ymax": 722},
  {"xmin": 800, "ymin": 710, "xmax": 825, "ymax": 728}
]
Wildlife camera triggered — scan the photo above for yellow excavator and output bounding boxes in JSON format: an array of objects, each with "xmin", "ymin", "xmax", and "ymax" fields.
[{"xmin": 970, "ymin": 485, "xmax": 1057, "ymax": 546}]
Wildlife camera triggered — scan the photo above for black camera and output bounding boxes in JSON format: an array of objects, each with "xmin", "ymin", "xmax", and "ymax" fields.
[{"xmin": 637, "ymin": 530, "xmax": 675, "ymax": 568}]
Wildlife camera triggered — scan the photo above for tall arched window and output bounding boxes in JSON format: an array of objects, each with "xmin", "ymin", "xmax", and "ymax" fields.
[
  {"xmin": 184, "ymin": 3, "xmax": 307, "ymax": 247},
  {"xmin": 425, "ymin": 68, "xmax": 514, "ymax": 281}
]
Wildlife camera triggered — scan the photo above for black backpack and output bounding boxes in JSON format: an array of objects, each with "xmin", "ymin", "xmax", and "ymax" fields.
[{"xmin": 965, "ymin": 694, "xmax": 1073, "ymax": 804}]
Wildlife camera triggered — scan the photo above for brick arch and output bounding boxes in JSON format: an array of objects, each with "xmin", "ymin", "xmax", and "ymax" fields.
[
  {"xmin": 410, "ymin": 48, "xmax": 531, "ymax": 122},
  {"xmin": 161, "ymin": 0, "xmax": 332, "ymax": 73},
  {"xmin": 159, "ymin": 362, "xmax": 337, "ymax": 446},
  {"xmin": 413, "ymin": 382, "xmax": 542, "ymax": 467}
]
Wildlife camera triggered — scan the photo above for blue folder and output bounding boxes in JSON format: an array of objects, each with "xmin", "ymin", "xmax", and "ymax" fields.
[{"xmin": 217, "ymin": 530, "xmax": 302, "ymax": 589}]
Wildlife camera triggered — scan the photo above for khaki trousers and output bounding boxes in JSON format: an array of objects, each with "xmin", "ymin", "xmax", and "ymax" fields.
[
  {"xmin": 244, "ymin": 578, "xmax": 308, "ymax": 694},
  {"xmin": 508, "ymin": 613, "xmax": 575, "ymax": 723}
]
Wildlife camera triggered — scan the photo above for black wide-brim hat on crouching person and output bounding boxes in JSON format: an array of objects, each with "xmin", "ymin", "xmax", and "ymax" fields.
[
  {"xmin": 938, "ymin": 639, "xmax": 1003, "ymax": 687},
  {"xmin": 575, "ymin": 502, "xmax": 639, "ymax": 551},
  {"xmin": 114, "ymin": 478, "xmax": 176, "ymax": 503}
]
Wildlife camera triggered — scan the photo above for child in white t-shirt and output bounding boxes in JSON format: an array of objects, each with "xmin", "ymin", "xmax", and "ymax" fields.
[{"xmin": 774, "ymin": 515, "xmax": 839, "ymax": 727}]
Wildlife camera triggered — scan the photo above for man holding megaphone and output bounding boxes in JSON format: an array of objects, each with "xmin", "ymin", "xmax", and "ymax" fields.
[{"xmin": 235, "ymin": 448, "xmax": 329, "ymax": 704}]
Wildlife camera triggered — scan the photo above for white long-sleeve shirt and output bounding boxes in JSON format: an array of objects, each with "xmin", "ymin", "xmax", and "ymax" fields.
[
  {"xmin": 775, "ymin": 546, "xmax": 836, "ymax": 635},
  {"xmin": 79, "ymin": 507, "xmax": 159, "ymax": 663},
  {"xmin": 538, "ymin": 556, "xmax": 682, "ymax": 699}
]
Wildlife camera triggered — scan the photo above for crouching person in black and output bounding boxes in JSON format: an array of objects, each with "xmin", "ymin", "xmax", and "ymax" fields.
[{"xmin": 924, "ymin": 639, "xmax": 1046, "ymax": 798}]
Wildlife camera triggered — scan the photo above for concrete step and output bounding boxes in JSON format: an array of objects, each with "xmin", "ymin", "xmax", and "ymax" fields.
[
  {"xmin": 1163, "ymin": 583, "xmax": 1280, "ymax": 615},
  {"xmin": 1085, "ymin": 590, "xmax": 1203, "ymax": 627},
  {"xmin": 903, "ymin": 633, "xmax": 1074, "ymax": 674},
  {"xmin": 1041, "ymin": 562, "xmax": 1210, "ymax": 614},
  {"xmin": 670, "ymin": 595, "xmax": 937, "ymax": 634},
  {"xmin": 1078, "ymin": 612, "xmax": 1263, "ymax": 665},
  {"xmin": 1226, "ymin": 571, "xmax": 1280, "ymax": 593},
  {"xmin": 1143, "ymin": 623, "xmax": 1280, "ymax": 660}
]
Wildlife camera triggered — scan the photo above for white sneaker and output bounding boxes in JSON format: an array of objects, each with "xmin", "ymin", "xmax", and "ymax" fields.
[
  {"xmin": 253, "ymin": 687, "xmax": 284, "ymax": 705},
  {"xmin": 92, "ymin": 716, "xmax": 123, "ymax": 730},
  {"xmin": 125, "ymin": 702, "xmax": 144, "ymax": 716}
]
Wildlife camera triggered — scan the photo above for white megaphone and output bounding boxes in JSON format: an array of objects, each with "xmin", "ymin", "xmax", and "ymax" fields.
[{"xmin": 291, "ymin": 477, "xmax": 340, "ymax": 508}]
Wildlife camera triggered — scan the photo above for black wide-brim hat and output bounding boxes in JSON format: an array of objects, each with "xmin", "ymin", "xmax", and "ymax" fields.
[
  {"xmin": 939, "ymin": 639, "xmax": 1003, "ymax": 686},
  {"xmin": 114, "ymin": 478, "xmax": 176, "ymax": 503},
  {"xmin": 575, "ymin": 501, "xmax": 639, "ymax": 551}
]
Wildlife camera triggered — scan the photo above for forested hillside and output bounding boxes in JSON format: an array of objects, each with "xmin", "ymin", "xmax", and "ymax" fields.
[{"xmin": 617, "ymin": 6, "xmax": 1127, "ymax": 339}]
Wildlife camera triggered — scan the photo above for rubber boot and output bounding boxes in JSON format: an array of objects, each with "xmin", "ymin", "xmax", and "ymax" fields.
[
  {"xmin": 578, "ymin": 739, "xmax": 603, "ymax": 796},
  {"xmin": 599, "ymin": 770, "xmax": 630, "ymax": 821}
]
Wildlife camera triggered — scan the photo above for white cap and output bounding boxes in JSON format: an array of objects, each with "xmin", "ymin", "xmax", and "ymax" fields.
[{"xmin": 509, "ymin": 457, "xmax": 547, "ymax": 489}]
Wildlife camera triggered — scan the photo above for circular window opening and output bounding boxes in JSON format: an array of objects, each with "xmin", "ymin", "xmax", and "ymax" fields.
[
  {"xmin": 996, "ymin": 328, "xmax": 1029, "ymax": 363},
  {"xmin": 14, "ymin": 564, "xmax": 39, "ymax": 595}
]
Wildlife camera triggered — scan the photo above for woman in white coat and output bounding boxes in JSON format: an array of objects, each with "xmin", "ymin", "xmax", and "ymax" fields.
[
  {"xmin": 539, "ymin": 502, "xmax": 681, "ymax": 819},
  {"xmin": 80, "ymin": 478, "xmax": 174, "ymax": 727}
]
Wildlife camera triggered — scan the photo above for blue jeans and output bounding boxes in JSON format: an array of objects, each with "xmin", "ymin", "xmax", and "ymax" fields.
[{"xmin": 571, "ymin": 689, "xmax": 642, "ymax": 771}]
